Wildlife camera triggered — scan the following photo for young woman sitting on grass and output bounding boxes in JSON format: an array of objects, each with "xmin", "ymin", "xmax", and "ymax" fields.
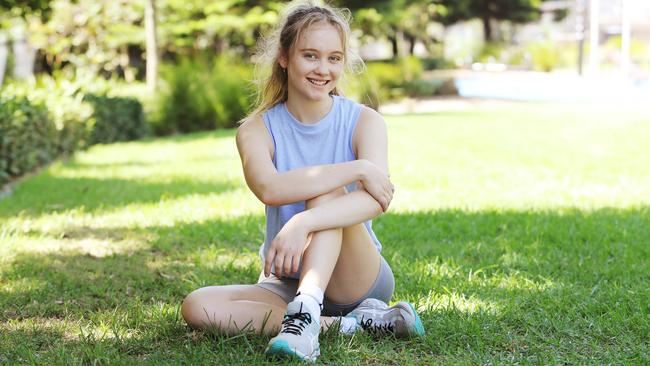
[{"xmin": 181, "ymin": 0, "xmax": 425, "ymax": 361}]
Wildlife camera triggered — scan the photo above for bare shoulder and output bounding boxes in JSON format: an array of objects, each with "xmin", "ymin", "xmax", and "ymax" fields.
[
  {"xmin": 237, "ymin": 115, "xmax": 265, "ymax": 138},
  {"xmin": 236, "ymin": 115, "xmax": 273, "ymax": 157},
  {"xmin": 352, "ymin": 105, "xmax": 388, "ymax": 156},
  {"xmin": 357, "ymin": 105, "xmax": 386, "ymax": 128}
]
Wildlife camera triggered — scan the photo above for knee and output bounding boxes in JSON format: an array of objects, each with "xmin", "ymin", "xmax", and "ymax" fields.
[
  {"xmin": 181, "ymin": 290, "xmax": 205, "ymax": 328},
  {"xmin": 306, "ymin": 187, "xmax": 347, "ymax": 209},
  {"xmin": 181, "ymin": 288, "xmax": 227, "ymax": 329}
]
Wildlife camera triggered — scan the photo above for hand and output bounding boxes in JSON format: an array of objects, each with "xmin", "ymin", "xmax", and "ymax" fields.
[
  {"xmin": 360, "ymin": 160, "xmax": 394, "ymax": 212},
  {"xmin": 264, "ymin": 215, "xmax": 312, "ymax": 278}
]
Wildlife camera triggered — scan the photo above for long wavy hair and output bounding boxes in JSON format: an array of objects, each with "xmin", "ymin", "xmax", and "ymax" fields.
[{"xmin": 240, "ymin": 0, "xmax": 364, "ymax": 124}]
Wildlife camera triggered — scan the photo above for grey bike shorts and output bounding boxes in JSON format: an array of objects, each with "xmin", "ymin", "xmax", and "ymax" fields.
[{"xmin": 255, "ymin": 255, "xmax": 394, "ymax": 316}]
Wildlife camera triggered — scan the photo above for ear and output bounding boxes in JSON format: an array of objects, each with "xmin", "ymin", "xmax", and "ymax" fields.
[{"xmin": 278, "ymin": 50, "xmax": 288, "ymax": 69}]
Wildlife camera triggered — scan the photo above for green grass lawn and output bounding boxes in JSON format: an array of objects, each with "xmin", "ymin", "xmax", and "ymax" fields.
[{"xmin": 1, "ymin": 101, "xmax": 649, "ymax": 364}]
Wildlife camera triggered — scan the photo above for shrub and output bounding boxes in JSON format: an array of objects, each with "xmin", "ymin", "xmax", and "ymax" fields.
[
  {"xmin": 404, "ymin": 79, "xmax": 441, "ymax": 97},
  {"xmin": 153, "ymin": 55, "xmax": 254, "ymax": 135},
  {"xmin": 525, "ymin": 41, "xmax": 576, "ymax": 72},
  {"xmin": 420, "ymin": 57, "xmax": 454, "ymax": 70},
  {"xmin": 0, "ymin": 76, "xmax": 148, "ymax": 184},
  {"xmin": 0, "ymin": 96, "xmax": 58, "ymax": 183},
  {"xmin": 343, "ymin": 57, "xmax": 424, "ymax": 109},
  {"xmin": 1, "ymin": 78, "xmax": 94, "ymax": 154},
  {"xmin": 84, "ymin": 94, "xmax": 148, "ymax": 145}
]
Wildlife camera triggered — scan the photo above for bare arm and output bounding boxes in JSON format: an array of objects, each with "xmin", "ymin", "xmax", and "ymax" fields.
[
  {"xmin": 236, "ymin": 115, "xmax": 391, "ymax": 209},
  {"xmin": 262, "ymin": 106, "xmax": 393, "ymax": 277},
  {"xmin": 297, "ymin": 106, "xmax": 392, "ymax": 231}
]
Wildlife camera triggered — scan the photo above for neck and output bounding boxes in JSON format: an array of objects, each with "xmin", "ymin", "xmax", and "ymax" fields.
[{"xmin": 285, "ymin": 93, "xmax": 334, "ymax": 124}]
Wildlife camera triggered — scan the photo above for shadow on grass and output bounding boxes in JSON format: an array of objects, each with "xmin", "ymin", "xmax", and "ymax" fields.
[
  {"xmin": 0, "ymin": 173, "xmax": 240, "ymax": 219},
  {"xmin": 134, "ymin": 128, "xmax": 237, "ymax": 144},
  {"xmin": 2, "ymin": 208, "xmax": 650, "ymax": 362}
]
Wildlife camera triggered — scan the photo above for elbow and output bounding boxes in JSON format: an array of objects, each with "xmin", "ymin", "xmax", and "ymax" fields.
[
  {"xmin": 256, "ymin": 187, "xmax": 272, "ymax": 206},
  {"xmin": 258, "ymin": 184, "xmax": 281, "ymax": 206}
]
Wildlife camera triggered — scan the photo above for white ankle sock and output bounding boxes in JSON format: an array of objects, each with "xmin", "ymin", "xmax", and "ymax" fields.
[
  {"xmin": 338, "ymin": 316, "xmax": 358, "ymax": 334},
  {"xmin": 294, "ymin": 283, "xmax": 324, "ymax": 318}
]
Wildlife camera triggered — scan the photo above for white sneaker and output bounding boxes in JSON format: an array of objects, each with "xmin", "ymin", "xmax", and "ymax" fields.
[
  {"xmin": 346, "ymin": 298, "xmax": 425, "ymax": 337},
  {"xmin": 265, "ymin": 300, "xmax": 321, "ymax": 362}
]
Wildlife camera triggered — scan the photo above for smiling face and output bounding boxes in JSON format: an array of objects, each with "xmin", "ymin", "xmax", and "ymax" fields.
[{"xmin": 278, "ymin": 21, "xmax": 345, "ymax": 102}]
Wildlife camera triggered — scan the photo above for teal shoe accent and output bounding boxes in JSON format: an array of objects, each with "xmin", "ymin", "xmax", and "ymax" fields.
[
  {"xmin": 406, "ymin": 302, "xmax": 426, "ymax": 336},
  {"xmin": 265, "ymin": 339, "xmax": 319, "ymax": 362}
]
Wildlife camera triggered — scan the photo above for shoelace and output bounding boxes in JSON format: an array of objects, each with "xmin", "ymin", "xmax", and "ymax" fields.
[
  {"xmin": 280, "ymin": 304, "xmax": 313, "ymax": 335},
  {"xmin": 359, "ymin": 316, "xmax": 395, "ymax": 333}
]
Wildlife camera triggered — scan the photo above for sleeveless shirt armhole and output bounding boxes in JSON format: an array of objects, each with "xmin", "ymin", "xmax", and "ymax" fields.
[
  {"xmin": 262, "ymin": 110, "xmax": 278, "ymax": 165},
  {"xmin": 348, "ymin": 102, "xmax": 363, "ymax": 159}
]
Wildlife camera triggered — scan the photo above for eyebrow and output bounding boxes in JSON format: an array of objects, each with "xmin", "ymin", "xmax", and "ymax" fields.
[{"xmin": 299, "ymin": 48, "xmax": 343, "ymax": 55}]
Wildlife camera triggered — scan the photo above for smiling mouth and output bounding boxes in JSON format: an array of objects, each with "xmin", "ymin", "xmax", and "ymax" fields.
[{"xmin": 307, "ymin": 78, "xmax": 329, "ymax": 86}]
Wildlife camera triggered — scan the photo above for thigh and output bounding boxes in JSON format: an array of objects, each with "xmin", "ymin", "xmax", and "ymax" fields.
[
  {"xmin": 188, "ymin": 284, "xmax": 288, "ymax": 307},
  {"xmin": 324, "ymin": 223, "xmax": 381, "ymax": 304},
  {"xmin": 182, "ymin": 284, "xmax": 288, "ymax": 333}
]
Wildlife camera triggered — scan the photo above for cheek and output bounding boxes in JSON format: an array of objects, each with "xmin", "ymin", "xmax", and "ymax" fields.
[{"xmin": 332, "ymin": 66, "xmax": 344, "ymax": 80}]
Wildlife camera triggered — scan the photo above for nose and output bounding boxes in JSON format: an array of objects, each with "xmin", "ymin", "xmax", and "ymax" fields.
[{"xmin": 315, "ymin": 59, "xmax": 328, "ymax": 75}]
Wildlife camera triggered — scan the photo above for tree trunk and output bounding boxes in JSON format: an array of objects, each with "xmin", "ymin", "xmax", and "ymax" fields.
[
  {"xmin": 12, "ymin": 38, "xmax": 36, "ymax": 79},
  {"xmin": 405, "ymin": 34, "xmax": 416, "ymax": 55},
  {"xmin": 388, "ymin": 35, "xmax": 398, "ymax": 58},
  {"xmin": 0, "ymin": 34, "xmax": 7, "ymax": 87},
  {"xmin": 482, "ymin": 14, "xmax": 492, "ymax": 42},
  {"xmin": 145, "ymin": 0, "xmax": 158, "ymax": 93}
]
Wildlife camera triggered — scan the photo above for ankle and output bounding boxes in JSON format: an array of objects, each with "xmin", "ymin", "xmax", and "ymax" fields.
[
  {"xmin": 293, "ymin": 293, "xmax": 322, "ymax": 321},
  {"xmin": 295, "ymin": 283, "xmax": 324, "ymax": 315}
]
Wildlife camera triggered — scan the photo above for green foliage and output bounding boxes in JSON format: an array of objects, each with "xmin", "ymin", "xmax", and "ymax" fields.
[
  {"xmin": 345, "ymin": 56, "xmax": 425, "ymax": 108},
  {"xmin": 0, "ymin": 96, "xmax": 57, "ymax": 183},
  {"xmin": 84, "ymin": 95, "xmax": 148, "ymax": 145},
  {"xmin": 478, "ymin": 42, "xmax": 507, "ymax": 62},
  {"xmin": 440, "ymin": 0, "xmax": 542, "ymax": 25},
  {"xmin": 21, "ymin": 0, "xmax": 279, "ymax": 78},
  {"xmin": 0, "ymin": 76, "xmax": 148, "ymax": 184},
  {"xmin": 153, "ymin": 56, "xmax": 254, "ymax": 135},
  {"xmin": 420, "ymin": 57, "xmax": 454, "ymax": 70},
  {"xmin": 601, "ymin": 36, "xmax": 650, "ymax": 71},
  {"xmin": 404, "ymin": 79, "xmax": 441, "ymax": 97},
  {"xmin": 525, "ymin": 41, "xmax": 575, "ymax": 72},
  {"xmin": 2, "ymin": 78, "xmax": 94, "ymax": 155},
  {"xmin": 0, "ymin": 0, "xmax": 51, "ymax": 19}
]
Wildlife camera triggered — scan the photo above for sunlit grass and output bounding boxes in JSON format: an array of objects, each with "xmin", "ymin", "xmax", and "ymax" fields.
[{"xmin": 1, "ymin": 101, "xmax": 649, "ymax": 364}]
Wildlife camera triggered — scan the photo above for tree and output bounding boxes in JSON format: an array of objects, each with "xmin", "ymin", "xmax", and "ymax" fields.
[
  {"xmin": 145, "ymin": 0, "xmax": 158, "ymax": 93},
  {"xmin": 339, "ymin": 0, "xmax": 446, "ymax": 58},
  {"xmin": 0, "ymin": 0, "xmax": 52, "ymax": 18},
  {"xmin": 439, "ymin": 0, "xmax": 543, "ymax": 42}
]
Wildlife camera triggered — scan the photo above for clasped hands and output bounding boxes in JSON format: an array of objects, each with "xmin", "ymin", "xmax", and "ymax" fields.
[{"xmin": 264, "ymin": 160, "xmax": 393, "ymax": 278}]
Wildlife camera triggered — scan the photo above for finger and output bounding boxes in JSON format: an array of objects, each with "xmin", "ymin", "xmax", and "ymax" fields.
[
  {"xmin": 292, "ymin": 254, "xmax": 300, "ymax": 274},
  {"xmin": 265, "ymin": 249, "xmax": 276, "ymax": 277},
  {"xmin": 275, "ymin": 254, "xmax": 284, "ymax": 278},
  {"xmin": 283, "ymin": 255, "xmax": 293, "ymax": 277}
]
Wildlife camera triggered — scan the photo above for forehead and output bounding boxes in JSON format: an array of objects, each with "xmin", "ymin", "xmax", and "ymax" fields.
[{"xmin": 294, "ymin": 22, "xmax": 343, "ymax": 53}]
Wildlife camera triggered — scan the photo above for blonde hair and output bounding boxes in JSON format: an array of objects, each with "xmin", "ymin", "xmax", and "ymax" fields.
[{"xmin": 240, "ymin": 0, "xmax": 364, "ymax": 124}]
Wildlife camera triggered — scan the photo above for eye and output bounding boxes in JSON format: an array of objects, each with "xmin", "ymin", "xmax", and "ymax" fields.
[
  {"xmin": 330, "ymin": 56, "xmax": 342, "ymax": 62},
  {"xmin": 304, "ymin": 53, "xmax": 317, "ymax": 60}
]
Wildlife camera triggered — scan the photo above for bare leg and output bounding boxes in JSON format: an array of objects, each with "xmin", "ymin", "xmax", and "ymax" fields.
[
  {"xmin": 181, "ymin": 188, "xmax": 381, "ymax": 334},
  {"xmin": 181, "ymin": 285, "xmax": 341, "ymax": 334},
  {"xmin": 300, "ymin": 188, "xmax": 381, "ymax": 304}
]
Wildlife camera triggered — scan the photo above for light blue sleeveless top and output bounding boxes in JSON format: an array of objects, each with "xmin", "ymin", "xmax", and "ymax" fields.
[{"xmin": 260, "ymin": 95, "xmax": 382, "ymax": 279}]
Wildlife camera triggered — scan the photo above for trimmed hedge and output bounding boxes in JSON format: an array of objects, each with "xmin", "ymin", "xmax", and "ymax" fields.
[
  {"xmin": 0, "ymin": 97, "xmax": 58, "ymax": 183},
  {"xmin": 0, "ymin": 79, "xmax": 148, "ymax": 185},
  {"xmin": 84, "ymin": 94, "xmax": 148, "ymax": 145}
]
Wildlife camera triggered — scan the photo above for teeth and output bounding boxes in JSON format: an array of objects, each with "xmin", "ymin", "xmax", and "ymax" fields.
[{"xmin": 308, "ymin": 78, "xmax": 328, "ymax": 86}]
